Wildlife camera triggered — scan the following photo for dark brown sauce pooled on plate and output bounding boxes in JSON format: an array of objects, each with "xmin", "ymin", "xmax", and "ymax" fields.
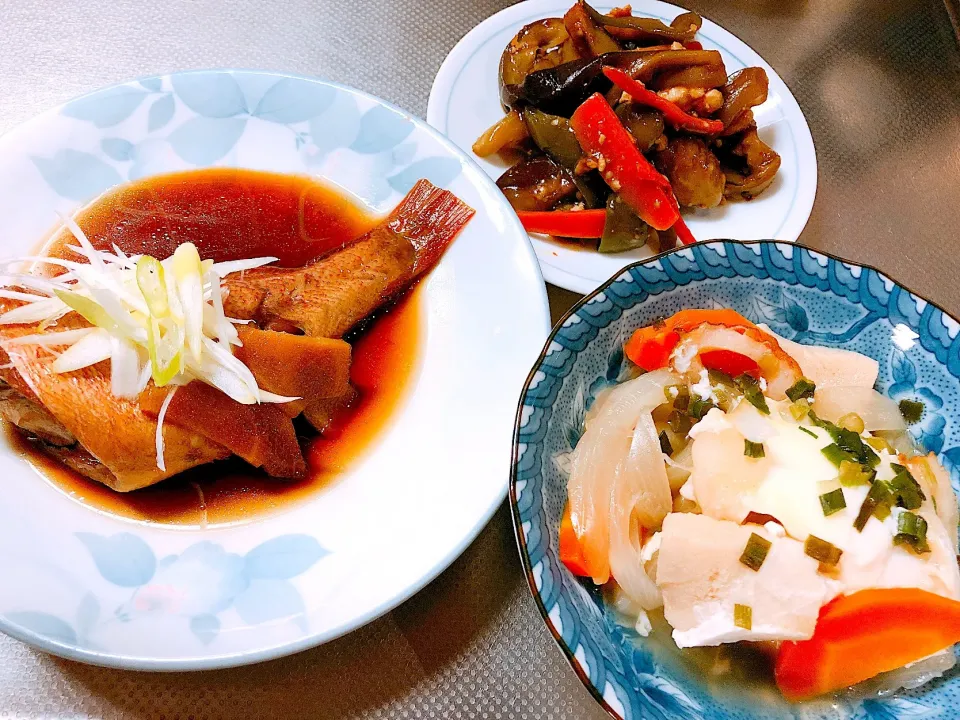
[{"xmin": 7, "ymin": 168, "xmax": 422, "ymax": 526}]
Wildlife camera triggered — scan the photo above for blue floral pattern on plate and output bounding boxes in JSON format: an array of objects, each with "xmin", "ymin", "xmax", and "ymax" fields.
[{"xmin": 511, "ymin": 241, "xmax": 960, "ymax": 719}]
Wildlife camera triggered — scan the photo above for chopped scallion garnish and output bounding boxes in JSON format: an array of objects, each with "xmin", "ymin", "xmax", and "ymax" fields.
[
  {"xmin": 785, "ymin": 377, "xmax": 816, "ymax": 402},
  {"xmin": 735, "ymin": 373, "xmax": 770, "ymax": 415},
  {"xmin": 822, "ymin": 443, "xmax": 857, "ymax": 467},
  {"xmin": 798, "ymin": 426, "xmax": 818, "ymax": 439},
  {"xmin": 734, "ymin": 603, "xmax": 752, "ymax": 630},
  {"xmin": 865, "ymin": 436, "xmax": 895, "ymax": 454},
  {"xmin": 838, "ymin": 413, "xmax": 865, "ymax": 433},
  {"xmin": 819, "ymin": 488, "xmax": 846, "ymax": 516},
  {"xmin": 838, "ymin": 460, "xmax": 876, "ymax": 487},
  {"xmin": 672, "ymin": 385, "xmax": 690, "ymax": 412},
  {"xmin": 854, "ymin": 480, "xmax": 894, "ymax": 531},
  {"xmin": 744, "ymin": 440, "xmax": 765, "ymax": 459},
  {"xmin": 667, "ymin": 410, "xmax": 693, "ymax": 435},
  {"xmin": 899, "ymin": 399, "xmax": 924, "ymax": 424},
  {"xmin": 889, "ymin": 464, "xmax": 926, "ymax": 510},
  {"xmin": 804, "ymin": 535, "xmax": 843, "ymax": 566},
  {"xmin": 707, "ymin": 369, "xmax": 736, "ymax": 388},
  {"xmin": 688, "ymin": 396, "xmax": 715, "ymax": 419},
  {"xmin": 894, "ymin": 511, "xmax": 930, "ymax": 554},
  {"xmin": 789, "ymin": 399, "xmax": 811, "ymax": 421},
  {"xmin": 658, "ymin": 429, "xmax": 673, "ymax": 456},
  {"xmin": 739, "ymin": 533, "xmax": 772, "ymax": 571}
]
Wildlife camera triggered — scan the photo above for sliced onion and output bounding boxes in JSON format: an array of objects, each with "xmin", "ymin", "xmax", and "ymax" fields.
[
  {"xmin": 608, "ymin": 412, "xmax": 667, "ymax": 609},
  {"xmin": 664, "ymin": 444, "xmax": 693, "ymax": 491},
  {"xmin": 51, "ymin": 329, "xmax": 112, "ymax": 372},
  {"xmin": 813, "ymin": 386, "xmax": 906, "ymax": 431},
  {"xmin": 567, "ymin": 368, "xmax": 676, "ymax": 585}
]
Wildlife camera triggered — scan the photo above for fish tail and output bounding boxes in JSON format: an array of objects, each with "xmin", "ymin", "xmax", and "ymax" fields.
[{"xmin": 386, "ymin": 179, "xmax": 475, "ymax": 277}]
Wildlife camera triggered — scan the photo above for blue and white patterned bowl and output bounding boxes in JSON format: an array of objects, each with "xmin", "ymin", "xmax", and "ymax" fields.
[
  {"xmin": 511, "ymin": 240, "xmax": 960, "ymax": 720},
  {"xmin": 0, "ymin": 70, "xmax": 550, "ymax": 669}
]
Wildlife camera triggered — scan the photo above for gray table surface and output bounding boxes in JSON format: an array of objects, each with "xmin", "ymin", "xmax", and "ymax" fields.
[{"xmin": 1, "ymin": 0, "xmax": 959, "ymax": 717}]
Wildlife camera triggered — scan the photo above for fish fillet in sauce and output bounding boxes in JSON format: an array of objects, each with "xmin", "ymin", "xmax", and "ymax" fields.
[{"xmin": 0, "ymin": 179, "xmax": 473, "ymax": 491}]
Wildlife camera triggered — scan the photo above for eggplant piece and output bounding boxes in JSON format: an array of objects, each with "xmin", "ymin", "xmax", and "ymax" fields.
[
  {"xmin": 472, "ymin": 109, "xmax": 530, "ymax": 158},
  {"xmin": 653, "ymin": 137, "xmax": 725, "ymax": 209},
  {"xmin": 582, "ymin": 2, "xmax": 702, "ymax": 44},
  {"xmin": 599, "ymin": 194, "xmax": 658, "ymax": 253},
  {"xmin": 614, "ymin": 104, "xmax": 665, "ymax": 152},
  {"xmin": 497, "ymin": 156, "xmax": 578, "ymax": 212},
  {"xmin": 564, "ymin": 2, "xmax": 620, "ymax": 58},
  {"xmin": 650, "ymin": 63, "xmax": 728, "ymax": 91},
  {"xmin": 499, "ymin": 19, "xmax": 580, "ymax": 110},
  {"xmin": 719, "ymin": 128, "xmax": 781, "ymax": 200},
  {"xmin": 717, "ymin": 68, "xmax": 769, "ymax": 136},
  {"xmin": 624, "ymin": 49, "xmax": 724, "ymax": 84},
  {"xmin": 523, "ymin": 108, "xmax": 606, "ymax": 209}
]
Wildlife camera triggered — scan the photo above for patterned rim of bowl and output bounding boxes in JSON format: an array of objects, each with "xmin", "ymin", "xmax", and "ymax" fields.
[{"xmin": 509, "ymin": 239, "xmax": 960, "ymax": 720}]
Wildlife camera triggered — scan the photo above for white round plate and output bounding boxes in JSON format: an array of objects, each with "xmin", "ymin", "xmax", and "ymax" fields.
[
  {"xmin": 428, "ymin": 0, "xmax": 818, "ymax": 294},
  {"xmin": 0, "ymin": 70, "xmax": 550, "ymax": 669}
]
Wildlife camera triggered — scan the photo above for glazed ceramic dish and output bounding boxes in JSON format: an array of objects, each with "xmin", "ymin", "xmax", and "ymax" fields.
[
  {"xmin": 511, "ymin": 240, "xmax": 960, "ymax": 719},
  {"xmin": 428, "ymin": 0, "xmax": 817, "ymax": 294},
  {"xmin": 0, "ymin": 70, "xmax": 550, "ymax": 669}
]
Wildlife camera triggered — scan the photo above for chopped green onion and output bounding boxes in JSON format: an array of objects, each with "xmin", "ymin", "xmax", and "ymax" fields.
[
  {"xmin": 735, "ymin": 373, "xmax": 770, "ymax": 415},
  {"xmin": 739, "ymin": 533, "xmax": 772, "ymax": 571},
  {"xmin": 667, "ymin": 410, "xmax": 693, "ymax": 435},
  {"xmin": 708, "ymin": 368, "xmax": 736, "ymax": 388},
  {"xmin": 865, "ymin": 436, "xmax": 895, "ymax": 454},
  {"xmin": 658, "ymin": 430, "xmax": 673, "ymax": 456},
  {"xmin": 789, "ymin": 399, "xmax": 811, "ymax": 421},
  {"xmin": 894, "ymin": 511, "xmax": 930, "ymax": 554},
  {"xmin": 804, "ymin": 535, "xmax": 843, "ymax": 566},
  {"xmin": 688, "ymin": 396, "xmax": 715, "ymax": 419},
  {"xmin": 744, "ymin": 440, "xmax": 765, "ymax": 459},
  {"xmin": 889, "ymin": 464, "xmax": 926, "ymax": 510},
  {"xmin": 672, "ymin": 385, "xmax": 690, "ymax": 412},
  {"xmin": 734, "ymin": 603, "xmax": 752, "ymax": 630},
  {"xmin": 798, "ymin": 425, "xmax": 818, "ymax": 439},
  {"xmin": 838, "ymin": 460, "xmax": 876, "ymax": 487},
  {"xmin": 838, "ymin": 413, "xmax": 865, "ymax": 434},
  {"xmin": 822, "ymin": 443, "xmax": 857, "ymax": 467},
  {"xmin": 819, "ymin": 488, "xmax": 847, "ymax": 516},
  {"xmin": 854, "ymin": 481, "xmax": 894, "ymax": 531},
  {"xmin": 786, "ymin": 377, "xmax": 817, "ymax": 402},
  {"xmin": 899, "ymin": 399, "xmax": 924, "ymax": 424},
  {"xmin": 835, "ymin": 428, "xmax": 880, "ymax": 467}
]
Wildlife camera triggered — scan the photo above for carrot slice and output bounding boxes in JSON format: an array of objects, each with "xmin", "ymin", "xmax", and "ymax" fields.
[
  {"xmin": 775, "ymin": 588, "xmax": 960, "ymax": 701},
  {"xmin": 559, "ymin": 503, "xmax": 592, "ymax": 577}
]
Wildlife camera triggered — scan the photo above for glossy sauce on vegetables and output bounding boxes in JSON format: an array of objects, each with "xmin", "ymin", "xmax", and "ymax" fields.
[{"xmin": 7, "ymin": 169, "xmax": 422, "ymax": 526}]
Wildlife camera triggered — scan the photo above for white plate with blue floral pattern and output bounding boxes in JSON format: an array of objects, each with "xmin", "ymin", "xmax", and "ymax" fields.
[
  {"xmin": 0, "ymin": 70, "xmax": 550, "ymax": 669},
  {"xmin": 428, "ymin": 0, "xmax": 818, "ymax": 294}
]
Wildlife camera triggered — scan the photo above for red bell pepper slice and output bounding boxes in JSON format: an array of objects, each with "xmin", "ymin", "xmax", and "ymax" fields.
[
  {"xmin": 775, "ymin": 588, "xmax": 960, "ymax": 701},
  {"xmin": 602, "ymin": 66, "xmax": 724, "ymax": 135},
  {"xmin": 516, "ymin": 209, "xmax": 607, "ymax": 238},
  {"xmin": 699, "ymin": 349, "xmax": 761, "ymax": 377},
  {"xmin": 570, "ymin": 93, "xmax": 679, "ymax": 231}
]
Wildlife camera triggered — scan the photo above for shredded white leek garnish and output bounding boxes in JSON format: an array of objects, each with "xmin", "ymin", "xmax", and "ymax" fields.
[
  {"xmin": 155, "ymin": 386, "xmax": 178, "ymax": 472},
  {"xmin": 0, "ymin": 217, "xmax": 294, "ymax": 407}
]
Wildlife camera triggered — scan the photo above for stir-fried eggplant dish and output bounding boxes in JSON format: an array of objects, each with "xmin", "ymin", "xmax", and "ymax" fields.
[
  {"xmin": 561, "ymin": 309, "xmax": 960, "ymax": 700},
  {"xmin": 473, "ymin": 2, "xmax": 781, "ymax": 253}
]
